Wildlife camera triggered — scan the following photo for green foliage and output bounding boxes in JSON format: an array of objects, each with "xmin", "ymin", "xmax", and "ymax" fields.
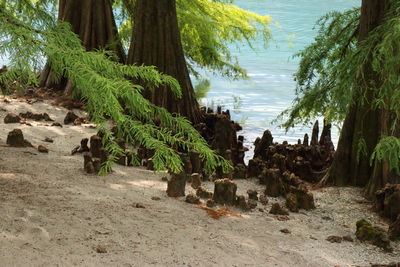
[
  {"xmin": 176, "ymin": 0, "xmax": 271, "ymax": 79},
  {"xmin": 284, "ymin": 1, "xmax": 400, "ymax": 170},
  {"xmin": 356, "ymin": 137, "xmax": 367, "ymax": 162},
  {"xmin": 278, "ymin": 8, "xmax": 360, "ymax": 129},
  {"xmin": 0, "ymin": 2, "xmax": 232, "ymax": 174},
  {"xmin": 371, "ymin": 136, "xmax": 400, "ymax": 175},
  {"xmin": 194, "ymin": 79, "xmax": 211, "ymax": 100}
]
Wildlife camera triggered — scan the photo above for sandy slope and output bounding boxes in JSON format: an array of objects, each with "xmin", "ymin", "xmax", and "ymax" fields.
[{"xmin": 0, "ymin": 96, "xmax": 398, "ymax": 267}]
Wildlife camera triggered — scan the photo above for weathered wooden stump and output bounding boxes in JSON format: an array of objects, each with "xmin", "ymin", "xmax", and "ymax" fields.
[
  {"xmin": 90, "ymin": 135, "xmax": 102, "ymax": 158},
  {"xmin": 247, "ymin": 158, "xmax": 263, "ymax": 178},
  {"xmin": 213, "ymin": 178, "xmax": 237, "ymax": 205},
  {"xmin": 99, "ymin": 148, "xmax": 109, "ymax": 164},
  {"xmin": 6, "ymin": 129, "xmax": 25, "ymax": 147},
  {"xmin": 185, "ymin": 193, "xmax": 200, "ymax": 204},
  {"xmin": 4, "ymin": 113, "xmax": 21, "ymax": 124},
  {"xmin": 191, "ymin": 173, "xmax": 202, "ymax": 189},
  {"xmin": 376, "ymin": 184, "xmax": 400, "ymax": 221},
  {"xmin": 254, "ymin": 130, "xmax": 273, "ymax": 159},
  {"xmin": 83, "ymin": 152, "xmax": 95, "ymax": 174},
  {"xmin": 92, "ymin": 158, "xmax": 102, "ymax": 173},
  {"xmin": 272, "ymin": 153, "xmax": 286, "ymax": 172},
  {"xmin": 269, "ymin": 203, "xmax": 289, "ymax": 215},
  {"xmin": 80, "ymin": 138, "xmax": 90, "ymax": 152},
  {"xmin": 233, "ymin": 164, "xmax": 247, "ymax": 179},
  {"xmin": 285, "ymin": 193, "xmax": 299, "ymax": 212},
  {"xmin": 166, "ymin": 173, "xmax": 186, "ymax": 197},
  {"xmin": 64, "ymin": 111, "xmax": 79, "ymax": 124},
  {"xmin": 247, "ymin": 189, "xmax": 258, "ymax": 201},
  {"xmin": 189, "ymin": 151, "xmax": 201, "ymax": 173},
  {"xmin": 356, "ymin": 219, "xmax": 392, "ymax": 252},
  {"xmin": 289, "ymin": 186, "xmax": 315, "ymax": 210},
  {"xmin": 181, "ymin": 153, "xmax": 192, "ymax": 175},
  {"xmin": 115, "ymin": 139, "xmax": 127, "ymax": 166},
  {"xmin": 236, "ymin": 195, "xmax": 250, "ymax": 211},
  {"xmin": 263, "ymin": 168, "xmax": 285, "ymax": 197},
  {"xmin": 303, "ymin": 133, "xmax": 309, "ymax": 146},
  {"xmin": 310, "ymin": 120, "xmax": 319, "ymax": 146}
]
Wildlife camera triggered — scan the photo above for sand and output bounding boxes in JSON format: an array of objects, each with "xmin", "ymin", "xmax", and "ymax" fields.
[{"xmin": 0, "ymin": 95, "xmax": 398, "ymax": 267}]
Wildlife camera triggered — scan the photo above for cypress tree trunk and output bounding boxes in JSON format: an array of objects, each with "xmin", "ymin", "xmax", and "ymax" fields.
[
  {"xmin": 40, "ymin": 0, "xmax": 125, "ymax": 94},
  {"xmin": 324, "ymin": 0, "xmax": 394, "ymax": 197},
  {"xmin": 127, "ymin": 0, "xmax": 202, "ymax": 124}
]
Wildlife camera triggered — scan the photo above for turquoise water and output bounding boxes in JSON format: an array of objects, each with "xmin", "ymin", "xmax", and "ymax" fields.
[{"xmin": 202, "ymin": 0, "xmax": 360, "ymax": 159}]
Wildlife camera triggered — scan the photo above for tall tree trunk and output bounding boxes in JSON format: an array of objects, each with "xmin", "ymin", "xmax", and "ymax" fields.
[
  {"xmin": 324, "ymin": 0, "xmax": 393, "ymax": 197},
  {"xmin": 127, "ymin": 0, "xmax": 202, "ymax": 124},
  {"xmin": 40, "ymin": 0, "xmax": 125, "ymax": 94}
]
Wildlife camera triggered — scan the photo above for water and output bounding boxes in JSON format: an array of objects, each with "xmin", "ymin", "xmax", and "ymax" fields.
[{"xmin": 201, "ymin": 0, "xmax": 360, "ymax": 159}]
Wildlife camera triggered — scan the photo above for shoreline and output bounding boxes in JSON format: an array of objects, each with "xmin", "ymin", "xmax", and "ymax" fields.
[{"xmin": 0, "ymin": 95, "xmax": 398, "ymax": 266}]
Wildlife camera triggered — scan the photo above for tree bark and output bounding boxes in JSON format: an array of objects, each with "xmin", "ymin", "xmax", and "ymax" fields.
[
  {"xmin": 324, "ymin": 0, "xmax": 392, "ymax": 197},
  {"xmin": 40, "ymin": 0, "xmax": 125, "ymax": 93},
  {"xmin": 127, "ymin": 0, "xmax": 202, "ymax": 124}
]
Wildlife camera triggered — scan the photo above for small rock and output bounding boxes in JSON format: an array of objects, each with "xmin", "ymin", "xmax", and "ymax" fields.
[
  {"xmin": 42, "ymin": 113, "xmax": 53, "ymax": 121},
  {"xmin": 4, "ymin": 113, "xmax": 21, "ymax": 124},
  {"xmin": 247, "ymin": 189, "xmax": 258, "ymax": 200},
  {"xmin": 64, "ymin": 111, "xmax": 79, "ymax": 124},
  {"xmin": 269, "ymin": 203, "xmax": 289, "ymax": 215},
  {"xmin": 356, "ymin": 219, "xmax": 392, "ymax": 252},
  {"xmin": 259, "ymin": 194, "xmax": 269, "ymax": 205},
  {"xmin": 196, "ymin": 186, "xmax": 213, "ymax": 199},
  {"xmin": 131, "ymin": 203, "xmax": 145, "ymax": 208},
  {"xmin": 326, "ymin": 236, "xmax": 342, "ymax": 243},
  {"xmin": 38, "ymin": 145, "xmax": 49, "ymax": 153},
  {"xmin": 44, "ymin": 137, "xmax": 54, "ymax": 143},
  {"xmin": 185, "ymin": 193, "xmax": 200, "ymax": 204},
  {"xmin": 368, "ymin": 263, "xmax": 400, "ymax": 267},
  {"xmin": 236, "ymin": 195, "xmax": 250, "ymax": 211},
  {"xmin": 51, "ymin": 122, "xmax": 62, "ymax": 127},
  {"xmin": 95, "ymin": 244, "xmax": 107, "ymax": 253},
  {"xmin": 280, "ymin": 228, "xmax": 291, "ymax": 234},
  {"xmin": 342, "ymin": 235, "xmax": 354, "ymax": 242},
  {"xmin": 151, "ymin": 196, "xmax": 161, "ymax": 201},
  {"xmin": 275, "ymin": 216, "xmax": 290, "ymax": 221},
  {"xmin": 19, "ymin": 111, "xmax": 53, "ymax": 121},
  {"xmin": 206, "ymin": 199, "xmax": 216, "ymax": 208},
  {"xmin": 247, "ymin": 199, "xmax": 258, "ymax": 209},
  {"xmin": 6, "ymin": 129, "xmax": 25, "ymax": 147}
]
